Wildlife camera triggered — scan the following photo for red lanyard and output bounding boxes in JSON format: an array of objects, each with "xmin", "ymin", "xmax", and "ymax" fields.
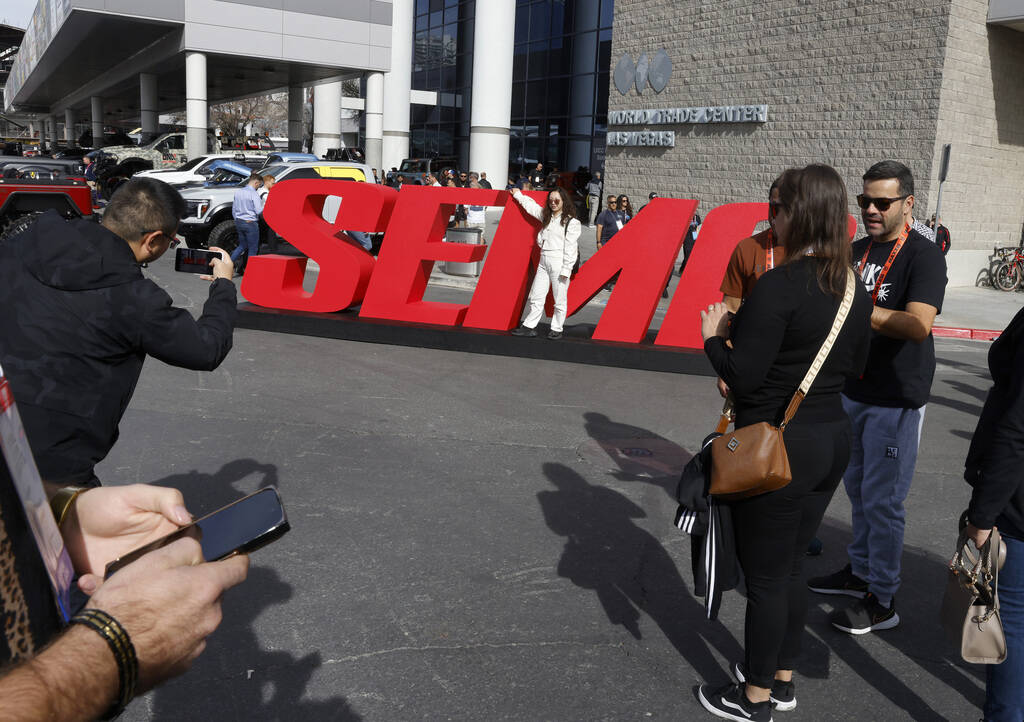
[
  {"xmin": 858, "ymin": 223, "xmax": 909, "ymax": 304},
  {"xmin": 765, "ymin": 229, "xmax": 774, "ymax": 270}
]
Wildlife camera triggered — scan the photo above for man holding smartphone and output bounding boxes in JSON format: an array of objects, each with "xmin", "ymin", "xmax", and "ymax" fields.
[{"xmin": 0, "ymin": 177, "xmax": 238, "ymax": 488}]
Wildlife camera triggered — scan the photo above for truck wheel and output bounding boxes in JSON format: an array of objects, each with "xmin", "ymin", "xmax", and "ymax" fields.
[
  {"xmin": 0, "ymin": 212, "xmax": 44, "ymax": 243},
  {"xmin": 207, "ymin": 219, "xmax": 238, "ymax": 255}
]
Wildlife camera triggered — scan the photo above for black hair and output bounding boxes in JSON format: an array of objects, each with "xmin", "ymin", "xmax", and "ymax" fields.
[
  {"xmin": 863, "ymin": 160, "xmax": 915, "ymax": 197},
  {"xmin": 102, "ymin": 177, "xmax": 186, "ymax": 240}
]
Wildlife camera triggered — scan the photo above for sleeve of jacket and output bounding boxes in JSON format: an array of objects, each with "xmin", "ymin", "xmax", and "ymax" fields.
[
  {"xmin": 969, "ymin": 338, "xmax": 1024, "ymax": 529},
  {"xmin": 511, "ymin": 188, "xmax": 544, "ymax": 221},
  {"xmin": 140, "ymin": 278, "xmax": 238, "ymax": 371},
  {"xmin": 704, "ymin": 270, "xmax": 788, "ymax": 395},
  {"xmin": 561, "ymin": 219, "xmax": 581, "ymax": 277}
]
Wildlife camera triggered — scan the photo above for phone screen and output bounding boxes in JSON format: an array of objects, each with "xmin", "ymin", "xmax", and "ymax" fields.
[
  {"xmin": 175, "ymin": 247, "xmax": 219, "ymax": 274},
  {"xmin": 104, "ymin": 487, "xmax": 288, "ymax": 577}
]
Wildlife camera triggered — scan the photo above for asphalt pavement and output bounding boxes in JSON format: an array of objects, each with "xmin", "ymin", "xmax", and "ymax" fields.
[{"xmin": 108, "ymin": 246, "xmax": 1008, "ymax": 721}]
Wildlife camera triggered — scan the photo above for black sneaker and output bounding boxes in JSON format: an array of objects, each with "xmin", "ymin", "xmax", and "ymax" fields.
[
  {"xmin": 547, "ymin": 330, "xmax": 562, "ymax": 340},
  {"xmin": 697, "ymin": 683, "xmax": 773, "ymax": 722},
  {"xmin": 729, "ymin": 662, "xmax": 796, "ymax": 711},
  {"xmin": 807, "ymin": 563, "xmax": 868, "ymax": 598},
  {"xmin": 510, "ymin": 325, "xmax": 537, "ymax": 337},
  {"xmin": 830, "ymin": 593, "xmax": 899, "ymax": 635}
]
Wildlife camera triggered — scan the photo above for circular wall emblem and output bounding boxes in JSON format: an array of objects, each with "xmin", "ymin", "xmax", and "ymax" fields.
[{"xmin": 614, "ymin": 50, "xmax": 672, "ymax": 95}]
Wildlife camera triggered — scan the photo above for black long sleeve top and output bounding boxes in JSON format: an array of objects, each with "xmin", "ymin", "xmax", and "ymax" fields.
[
  {"xmin": 965, "ymin": 306, "xmax": 1024, "ymax": 540},
  {"xmin": 704, "ymin": 258, "xmax": 873, "ymax": 429}
]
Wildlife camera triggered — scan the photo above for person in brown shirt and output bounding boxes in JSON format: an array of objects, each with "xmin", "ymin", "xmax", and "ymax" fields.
[{"xmin": 720, "ymin": 174, "xmax": 788, "ymax": 313}]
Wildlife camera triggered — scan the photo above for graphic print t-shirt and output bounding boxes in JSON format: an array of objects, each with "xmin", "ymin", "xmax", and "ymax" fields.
[{"xmin": 843, "ymin": 229, "xmax": 947, "ymax": 409}]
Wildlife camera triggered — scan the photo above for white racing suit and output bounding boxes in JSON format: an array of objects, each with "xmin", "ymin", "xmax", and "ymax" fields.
[{"xmin": 512, "ymin": 188, "xmax": 581, "ymax": 333}]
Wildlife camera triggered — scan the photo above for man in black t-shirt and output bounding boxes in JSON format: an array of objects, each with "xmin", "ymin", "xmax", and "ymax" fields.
[{"xmin": 808, "ymin": 161, "xmax": 947, "ymax": 635}]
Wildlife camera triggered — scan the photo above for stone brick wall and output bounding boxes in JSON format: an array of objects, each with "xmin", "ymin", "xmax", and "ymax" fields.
[
  {"xmin": 605, "ymin": 0, "xmax": 952, "ymax": 237},
  {"xmin": 927, "ymin": 0, "xmax": 1024, "ymax": 260}
]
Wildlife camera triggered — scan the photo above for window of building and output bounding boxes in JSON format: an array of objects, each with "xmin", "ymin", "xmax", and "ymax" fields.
[{"xmin": 409, "ymin": 0, "xmax": 614, "ymax": 178}]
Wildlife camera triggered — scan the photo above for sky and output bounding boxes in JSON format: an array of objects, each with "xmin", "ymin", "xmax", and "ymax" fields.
[{"xmin": 1, "ymin": 0, "xmax": 37, "ymax": 30}]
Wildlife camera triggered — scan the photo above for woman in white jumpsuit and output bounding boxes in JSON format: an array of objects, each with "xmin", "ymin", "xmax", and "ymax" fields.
[{"xmin": 510, "ymin": 186, "xmax": 581, "ymax": 339}]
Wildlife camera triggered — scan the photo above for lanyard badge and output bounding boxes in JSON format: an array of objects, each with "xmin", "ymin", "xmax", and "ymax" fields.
[
  {"xmin": 858, "ymin": 223, "xmax": 910, "ymax": 305},
  {"xmin": 0, "ymin": 368, "xmax": 75, "ymax": 622}
]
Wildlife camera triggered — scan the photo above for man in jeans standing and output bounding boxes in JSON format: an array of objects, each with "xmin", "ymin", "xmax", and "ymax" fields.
[
  {"xmin": 230, "ymin": 173, "xmax": 263, "ymax": 274},
  {"xmin": 808, "ymin": 160, "xmax": 947, "ymax": 634}
]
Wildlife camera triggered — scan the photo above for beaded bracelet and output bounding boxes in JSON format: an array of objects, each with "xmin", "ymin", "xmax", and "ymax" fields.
[{"xmin": 69, "ymin": 608, "xmax": 138, "ymax": 719}]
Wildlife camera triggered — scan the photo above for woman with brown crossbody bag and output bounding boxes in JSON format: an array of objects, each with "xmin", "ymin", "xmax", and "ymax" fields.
[{"xmin": 695, "ymin": 165, "xmax": 873, "ymax": 722}]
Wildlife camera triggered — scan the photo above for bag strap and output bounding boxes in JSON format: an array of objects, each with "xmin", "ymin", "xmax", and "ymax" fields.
[{"xmin": 779, "ymin": 267, "xmax": 857, "ymax": 429}]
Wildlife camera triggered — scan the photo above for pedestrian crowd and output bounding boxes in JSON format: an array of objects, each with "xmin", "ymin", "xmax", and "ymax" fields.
[{"xmin": 0, "ymin": 153, "xmax": 1005, "ymax": 722}]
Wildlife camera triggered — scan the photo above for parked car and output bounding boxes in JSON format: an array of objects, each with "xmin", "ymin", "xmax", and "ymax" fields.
[
  {"xmin": 324, "ymin": 147, "xmax": 365, "ymax": 163},
  {"xmin": 260, "ymin": 152, "xmax": 318, "ymax": 167},
  {"xmin": 0, "ymin": 176, "xmax": 94, "ymax": 242},
  {"xmin": 386, "ymin": 156, "xmax": 459, "ymax": 186},
  {"xmin": 93, "ymin": 131, "xmax": 222, "ymax": 198},
  {"xmin": 134, "ymin": 153, "xmax": 267, "ymax": 187},
  {"xmin": 0, "ymin": 155, "xmax": 86, "ymax": 178},
  {"xmin": 177, "ymin": 161, "xmax": 373, "ymax": 252}
]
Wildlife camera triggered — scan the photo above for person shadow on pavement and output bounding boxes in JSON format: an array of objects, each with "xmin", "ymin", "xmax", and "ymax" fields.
[
  {"xmin": 537, "ymin": 462, "xmax": 742, "ymax": 681},
  {"xmin": 137, "ymin": 458, "xmax": 361, "ymax": 721},
  {"xmin": 579, "ymin": 412, "xmax": 691, "ymax": 498}
]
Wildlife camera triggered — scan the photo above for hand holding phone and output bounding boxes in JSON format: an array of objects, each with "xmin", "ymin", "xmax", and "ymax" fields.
[
  {"xmin": 175, "ymin": 247, "xmax": 220, "ymax": 274},
  {"xmin": 204, "ymin": 245, "xmax": 234, "ymax": 281},
  {"xmin": 104, "ymin": 487, "xmax": 289, "ymax": 578}
]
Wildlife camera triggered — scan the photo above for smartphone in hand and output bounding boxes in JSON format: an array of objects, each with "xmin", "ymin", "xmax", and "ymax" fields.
[
  {"xmin": 175, "ymin": 247, "xmax": 221, "ymax": 274},
  {"xmin": 104, "ymin": 487, "xmax": 289, "ymax": 577}
]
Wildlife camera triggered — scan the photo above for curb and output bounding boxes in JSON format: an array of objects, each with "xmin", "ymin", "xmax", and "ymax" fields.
[{"xmin": 933, "ymin": 327, "xmax": 1001, "ymax": 341}]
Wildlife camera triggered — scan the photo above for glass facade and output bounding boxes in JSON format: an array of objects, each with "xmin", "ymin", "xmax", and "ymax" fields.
[{"xmin": 410, "ymin": 0, "xmax": 613, "ymax": 178}]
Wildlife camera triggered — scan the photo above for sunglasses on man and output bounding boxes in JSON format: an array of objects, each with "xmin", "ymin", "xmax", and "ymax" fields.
[{"xmin": 856, "ymin": 194, "xmax": 909, "ymax": 212}]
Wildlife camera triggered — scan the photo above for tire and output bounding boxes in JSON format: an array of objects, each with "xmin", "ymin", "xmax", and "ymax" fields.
[
  {"xmin": 994, "ymin": 262, "xmax": 1021, "ymax": 292},
  {"xmin": 0, "ymin": 211, "xmax": 44, "ymax": 243},
  {"xmin": 207, "ymin": 219, "xmax": 238, "ymax": 255}
]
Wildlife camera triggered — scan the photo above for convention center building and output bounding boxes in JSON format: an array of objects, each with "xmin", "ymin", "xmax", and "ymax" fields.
[{"xmin": 4, "ymin": 0, "xmax": 1023, "ymax": 284}]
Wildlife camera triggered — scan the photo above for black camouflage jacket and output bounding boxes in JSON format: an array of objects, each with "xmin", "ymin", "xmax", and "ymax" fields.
[{"xmin": 0, "ymin": 211, "xmax": 237, "ymax": 484}]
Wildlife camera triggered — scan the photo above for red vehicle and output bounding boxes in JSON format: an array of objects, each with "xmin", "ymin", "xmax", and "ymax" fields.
[{"xmin": 0, "ymin": 176, "xmax": 94, "ymax": 241}]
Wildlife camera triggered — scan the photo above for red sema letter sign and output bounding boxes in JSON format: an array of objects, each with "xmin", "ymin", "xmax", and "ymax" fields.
[{"xmin": 242, "ymin": 182, "xmax": 839, "ymax": 350}]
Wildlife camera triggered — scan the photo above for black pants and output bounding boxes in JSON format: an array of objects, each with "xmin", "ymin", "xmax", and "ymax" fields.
[{"xmin": 729, "ymin": 418, "xmax": 851, "ymax": 689}]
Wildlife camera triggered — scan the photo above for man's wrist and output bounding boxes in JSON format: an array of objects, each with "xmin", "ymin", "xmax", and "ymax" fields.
[{"xmin": 50, "ymin": 486, "xmax": 88, "ymax": 527}]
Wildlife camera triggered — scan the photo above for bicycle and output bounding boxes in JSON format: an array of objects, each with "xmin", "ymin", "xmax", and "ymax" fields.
[{"xmin": 992, "ymin": 246, "xmax": 1024, "ymax": 292}]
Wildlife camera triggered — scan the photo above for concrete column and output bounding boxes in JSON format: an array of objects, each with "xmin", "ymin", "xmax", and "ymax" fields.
[
  {"xmin": 469, "ymin": 0, "xmax": 515, "ymax": 189},
  {"xmin": 364, "ymin": 71, "xmax": 384, "ymax": 173},
  {"xmin": 288, "ymin": 84, "xmax": 304, "ymax": 152},
  {"xmin": 65, "ymin": 108, "xmax": 74, "ymax": 144},
  {"xmin": 90, "ymin": 96, "xmax": 103, "ymax": 147},
  {"xmin": 185, "ymin": 52, "xmax": 208, "ymax": 160},
  {"xmin": 382, "ymin": 0, "xmax": 413, "ymax": 171},
  {"xmin": 140, "ymin": 73, "xmax": 158, "ymax": 144},
  {"xmin": 311, "ymin": 81, "xmax": 342, "ymax": 158}
]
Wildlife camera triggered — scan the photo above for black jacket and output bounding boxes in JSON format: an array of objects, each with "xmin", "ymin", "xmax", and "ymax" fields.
[
  {"xmin": 674, "ymin": 433, "xmax": 739, "ymax": 619},
  {"xmin": 0, "ymin": 212, "xmax": 237, "ymax": 483},
  {"xmin": 966, "ymin": 306, "xmax": 1024, "ymax": 540}
]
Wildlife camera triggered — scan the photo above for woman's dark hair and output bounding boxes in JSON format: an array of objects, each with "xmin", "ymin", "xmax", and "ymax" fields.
[
  {"xmin": 777, "ymin": 164, "xmax": 852, "ymax": 298},
  {"xmin": 617, "ymin": 194, "xmax": 634, "ymax": 217},
  {"xmin": 541, "ymin": 186, "xmax": 577, "ymax": 229}
]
